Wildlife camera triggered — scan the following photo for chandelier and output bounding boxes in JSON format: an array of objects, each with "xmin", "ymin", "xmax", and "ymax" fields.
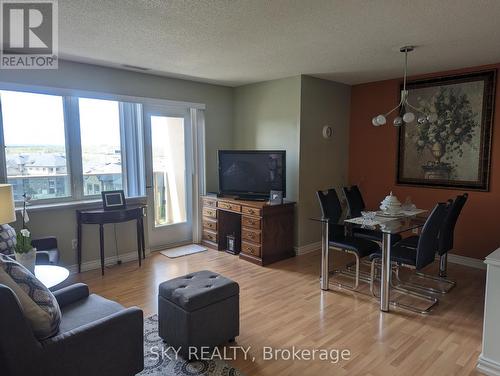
[{"xmin": 372, "ymin": 46, "xmax": 437, "ymax": 127}]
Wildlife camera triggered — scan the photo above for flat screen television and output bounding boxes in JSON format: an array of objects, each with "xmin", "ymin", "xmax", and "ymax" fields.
[{"xmin": 218, "ymin": 150, "xmax": 286, "ymax": 200}]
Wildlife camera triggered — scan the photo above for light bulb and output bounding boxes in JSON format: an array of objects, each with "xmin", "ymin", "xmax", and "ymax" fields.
[
  {"xmin": 376, "ymin": 114, "xmax": 386, "ymax": 125},
  {"xmin": 403, "ymin": 112, "xmax": 415, "ymax": 123},
  {"xmin": 393, "ymin": 116, "xmax": 403, "ymax": 126},
  {"xmin": 427, "ymin": 113, "xmax": 438, "ymax": 122},
  {"xmin": 372, "ymin": 117, "xmax": 380, "ymax": 126},
  {"xmin": 417, "ymin": 115, "xmax": 427, "ymax": 125}
]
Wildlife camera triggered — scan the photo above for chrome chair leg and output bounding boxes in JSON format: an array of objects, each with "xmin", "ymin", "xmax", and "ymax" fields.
[
  {"xmin": 410, "ymin": 253, "xmax": 456, "ymax": 294},
  {"xmin": 329, "ymin": 251, "xmax": 361, "ymax": 291},
  {"xmin": 439, "ymin": 253, "xmax": 448, "ymax": 277},
  {"xmin": 370, "ymin": 260, "xmax": 438, "ymax": 314},
  {"xmin": 395, "ymin": 248, "xmax": 456, "ymax": 294}
]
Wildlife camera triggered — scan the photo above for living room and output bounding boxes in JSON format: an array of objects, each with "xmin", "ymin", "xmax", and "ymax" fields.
[{"xmin": 1, "ymin": 1, "xmax": 499, "ymax": 375}]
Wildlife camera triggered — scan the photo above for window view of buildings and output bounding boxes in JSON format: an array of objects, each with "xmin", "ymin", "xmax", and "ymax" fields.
[
  {"xmin": 6, "ymin": 146, "xmax": 123, "ymax": 201},
  {"xmin": 1, "ymin": 91, "xmax": 123, "ymax": 201}
]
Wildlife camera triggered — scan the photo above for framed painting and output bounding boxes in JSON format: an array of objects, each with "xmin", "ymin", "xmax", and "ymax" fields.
[{"xmin": 397, "ymin": 70, "xmax": 496, "ymax": 191}]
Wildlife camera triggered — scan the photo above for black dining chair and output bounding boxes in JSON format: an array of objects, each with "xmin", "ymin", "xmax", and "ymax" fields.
[
  {"xmin": 316, "ymin": 188, "xmax": 380, "ymax": 291},
  {"xmin": 368, "ymin": 202, "xmax": 449, "ymax": 313},
  {"xmin": 395, "ymin": 193, "xmax": 468, "ymax": 293},
  {"xmin": 342, "ymin": 185, "xmax": 402, "ymax": 244}
]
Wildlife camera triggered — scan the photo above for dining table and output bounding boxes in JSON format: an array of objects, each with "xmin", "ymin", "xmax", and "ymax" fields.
[{"xmin": 312, "ymin": 209, "xmax": 427, "ymax": 313}]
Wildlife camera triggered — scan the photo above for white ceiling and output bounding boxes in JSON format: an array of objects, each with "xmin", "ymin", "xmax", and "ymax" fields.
[{"xmin": 60, "ymin": 0, "xmax": 500, "ymax": 87}]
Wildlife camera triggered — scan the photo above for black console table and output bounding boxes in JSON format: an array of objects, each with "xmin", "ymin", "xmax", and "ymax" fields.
[{"xmin": 76, "ymin": 205, "xmax": 146, "ymax": 275}]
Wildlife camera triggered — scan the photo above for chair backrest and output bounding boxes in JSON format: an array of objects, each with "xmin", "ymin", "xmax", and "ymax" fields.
[
  {"xmin": 416, "ymin": 202, "xmax": 449, "ymax": 270},
  {"xmin": 438, "ymin": 193, "xmax": 468, "ymax": 255},
  {"xmin": 342, "ymin": 185, "xmax": 365, "ymax": 218},
  {"xmin": 316, "ymin": 188, "xmax": 342, "ymax": 224}
]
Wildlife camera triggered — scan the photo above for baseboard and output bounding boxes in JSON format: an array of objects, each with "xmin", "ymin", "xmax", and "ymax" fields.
[
  {"xmin": 67, "ymin": 249, "xmax": 150, "ymax": 274},
  {"xmin": 295, "ymin": 242, "xmax": 321, "ymax": 256},
  {"xmin": 477, "ymin": 354, "xmax": 500, "ymax": 375},
  {"xmin": 448, "ymin": 253, "xmax": 486, "ymax": 270}
]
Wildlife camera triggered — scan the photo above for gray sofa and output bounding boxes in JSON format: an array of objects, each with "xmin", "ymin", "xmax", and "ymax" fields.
[{"xmin": 0, "ymin": 283, "xmax": 144, "ymax": 376}]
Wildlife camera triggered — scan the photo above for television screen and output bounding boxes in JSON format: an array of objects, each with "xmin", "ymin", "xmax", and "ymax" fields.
[{"xmin": 218, "ymin": 150, "xmax": 286, "ymax": 198}]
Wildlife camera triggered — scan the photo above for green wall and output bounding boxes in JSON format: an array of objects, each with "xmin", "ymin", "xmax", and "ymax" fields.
[
  {"xmin": 298, "ymin": 76, "xmax": 351, "ymax": 247},
  {"xmin": 233, "ymin": 75, "xmax": 351, "ymax": 249},
  {"xmin": 233, "ymin": 76, "xmax": 301, "ymax": 202}
]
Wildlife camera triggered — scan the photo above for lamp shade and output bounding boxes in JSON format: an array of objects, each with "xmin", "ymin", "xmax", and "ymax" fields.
[{"xmin": 0, "ymin": 184, "xmax": 16, "ymax": 224}]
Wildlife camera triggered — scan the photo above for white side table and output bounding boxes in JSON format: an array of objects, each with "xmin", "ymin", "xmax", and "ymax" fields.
[
  {"xmin": 478, "ymin": 248, "xmax": 500, "ymax": 375},
  {"xmin": 34, "ymin": 265, "xmax": 70, "ymax": 289}
]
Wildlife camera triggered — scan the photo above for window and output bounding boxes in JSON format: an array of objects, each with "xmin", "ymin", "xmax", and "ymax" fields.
[
  {"xmin": 0, "ymin": 90, "xmax": 70, "ymax": 201},
  {"xmin": 0, "ymin": 88, "xmax": 145, "ymax": 203},
  {"xmin": 151, "ymin": 116, "xmax": 186, "ymax": 226},
  {"xmin": 79, "ymin": 98, "xmax": 122, "ymax": 196}
]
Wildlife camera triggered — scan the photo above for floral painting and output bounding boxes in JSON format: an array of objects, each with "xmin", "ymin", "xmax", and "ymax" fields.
[{"xmin": 397, "ymin": 70, "xmax": 496, "ymax": 191}]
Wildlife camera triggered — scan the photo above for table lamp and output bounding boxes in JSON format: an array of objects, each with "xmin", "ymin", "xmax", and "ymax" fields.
[{"xmin": 0, "ymin": 184, "xmax": 17, "ymax": 254}]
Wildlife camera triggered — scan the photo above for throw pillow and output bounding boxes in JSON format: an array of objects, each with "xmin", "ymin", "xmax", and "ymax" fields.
[
  {"xmin": 0, "ymin": 254, "xmax": 61, "ymax": 339},
  {"xmin": 0, "ymin": 224, "xmax": 17, "ymax": 255}
]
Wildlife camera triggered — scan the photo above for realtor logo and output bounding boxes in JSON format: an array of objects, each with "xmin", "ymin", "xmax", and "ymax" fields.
[{"xmin": 1, "ymin": 0, "xmax": 58, "ymax": 69}]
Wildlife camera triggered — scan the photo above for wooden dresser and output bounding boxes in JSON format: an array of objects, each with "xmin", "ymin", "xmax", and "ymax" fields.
[{"xmin": 201, "ymin": 195, "xmax": 295, "ymax": 266}]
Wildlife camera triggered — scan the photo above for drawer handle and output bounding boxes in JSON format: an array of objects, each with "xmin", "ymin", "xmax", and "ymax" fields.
[
  {"xmin": 248, "ymin": 209, "xmax": 255, "ymax": 214},
  {"xmin": 249, "ymin": 233, "xmax": 255, "ymax": 239}
]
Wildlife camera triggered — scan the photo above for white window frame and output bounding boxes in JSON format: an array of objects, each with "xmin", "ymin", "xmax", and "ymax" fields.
[{"xmin": 0, "ymin": 81, "xmax": 205, "ymax": 206}]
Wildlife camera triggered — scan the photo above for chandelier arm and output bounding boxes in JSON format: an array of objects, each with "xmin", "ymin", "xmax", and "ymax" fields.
[
  {"xmin": 384, "ymin": 97, "xmax": 405, "ymax": 117},
  {"xmin": 405, "ymin": 102, "xmax": 427, "ymax": 115}
]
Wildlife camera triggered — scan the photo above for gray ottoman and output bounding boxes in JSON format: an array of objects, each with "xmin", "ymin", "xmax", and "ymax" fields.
[{"xmin": 158, "ymin": 270, "xmax": 239, "ymax": 358}]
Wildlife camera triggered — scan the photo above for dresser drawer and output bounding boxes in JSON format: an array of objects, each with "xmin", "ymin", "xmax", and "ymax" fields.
[
  {"xmin": 242, "ymin": 228, "xmax": 261, "ymax": 243},
  {"xmin": 203, "ymin": 218, "xmax": 217, "ymax": 231},
  {"xmin": 202, "ymin": 229, "xmax": 217, "ymax": 243},
  {"xmin": 202, "ymin": 198, "xmax": 217, "ymax": 208},
  {"xmin": 242, "ymin": 206, "xmax": 262, "ymax": 217},
  {"xmin": 242, "ymin": 216, "xmax": 261, "ymax": 229},
  {"xmin": 242, "ymin": 241, "xmax": 261, "ymax": 257},
  {"xmin": 217, "ymin": 201, "xmax": 241, "ymax": 212},
  {"xmin": 202, "ymin": 207, "xmax": 217, "ymax": 219}
]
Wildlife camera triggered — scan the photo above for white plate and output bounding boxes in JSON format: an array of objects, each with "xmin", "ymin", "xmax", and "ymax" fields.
[{"xmin": 376, "ymin": 211, "xmax": 406, "ymax": 218}]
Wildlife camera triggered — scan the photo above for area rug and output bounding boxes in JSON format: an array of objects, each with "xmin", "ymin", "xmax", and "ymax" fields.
[
  {"xmin": 139, "ymin": 315, "xmax": 243, "ymax": 376},
  {"xmin": 160, "ymin": 244, "xmax": 207, "ymax": 259}
]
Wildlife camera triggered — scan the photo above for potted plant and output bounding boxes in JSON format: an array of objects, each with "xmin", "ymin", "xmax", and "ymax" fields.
[
  {"xmin": 14, "ymin": 228, "xmax": 36, "ymax": 273},
  {"xmin": 14, "ymin": 193, "xmax": 35, "ymax": 273}
]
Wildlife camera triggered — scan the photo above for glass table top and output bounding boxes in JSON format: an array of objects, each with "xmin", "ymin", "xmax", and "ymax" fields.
[{"xmin": 310, "ymin": 214, "xmax": 427, "ymax": 234}]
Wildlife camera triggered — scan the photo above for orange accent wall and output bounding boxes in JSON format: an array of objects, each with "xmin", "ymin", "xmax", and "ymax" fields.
[{"xmin": 348, "ymin": 63, "xmax": 500, "ymax": 260}]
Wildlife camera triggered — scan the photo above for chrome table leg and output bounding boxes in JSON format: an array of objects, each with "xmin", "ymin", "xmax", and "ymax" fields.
[
  {"xmin": 320, "ymin": 220, "xmax": 329, "ymax": 291},
  {"xmin": 380, "ymin": 232, "xmax": 391, "ymax": 312},
  {"xmin": 439, "ymin": 253, "xmax": 448, "ymax": 278}
]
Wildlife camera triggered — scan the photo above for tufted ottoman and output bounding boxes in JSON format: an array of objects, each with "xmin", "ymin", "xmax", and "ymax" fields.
[{"xmin": 158, "ymin": 270, "xmax": 239, "ymax": 358}]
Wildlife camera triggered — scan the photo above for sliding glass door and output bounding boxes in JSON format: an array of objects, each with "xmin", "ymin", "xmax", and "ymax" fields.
[{"xmin": 144, "ymin": 105, "xmax": 193, "ymax": 249}]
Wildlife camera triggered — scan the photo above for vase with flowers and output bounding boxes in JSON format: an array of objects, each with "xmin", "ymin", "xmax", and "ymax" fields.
[
  {"xmin": 14, "ymin": 228, "xmax": 36, "ymax": 273},
  {"xmin": 14, "ymin": 193, "xmax": 36, "ymax": 273}
]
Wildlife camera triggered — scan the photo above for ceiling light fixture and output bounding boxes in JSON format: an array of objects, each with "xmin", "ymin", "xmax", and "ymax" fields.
[{"xmin": 372, "ymin": 46, "xmax": 437, "ymax": 127}]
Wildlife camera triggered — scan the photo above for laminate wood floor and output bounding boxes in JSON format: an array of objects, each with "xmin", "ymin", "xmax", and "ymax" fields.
[{"xmin": 69, "ymin": 249, "xmax": 486, "ymax": 376}]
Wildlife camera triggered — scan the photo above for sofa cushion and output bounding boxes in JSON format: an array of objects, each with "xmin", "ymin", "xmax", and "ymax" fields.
[
  {"xmin": 0, "ymin": 253, "xmax": 61, "ymax": 339},
  {"xmin": 56, "ymin": 293, "xmax": 124, "ymax": 334},
  {"xmin": 159, "ymin": 270, "xmax": 239, "ymax": 312}
]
